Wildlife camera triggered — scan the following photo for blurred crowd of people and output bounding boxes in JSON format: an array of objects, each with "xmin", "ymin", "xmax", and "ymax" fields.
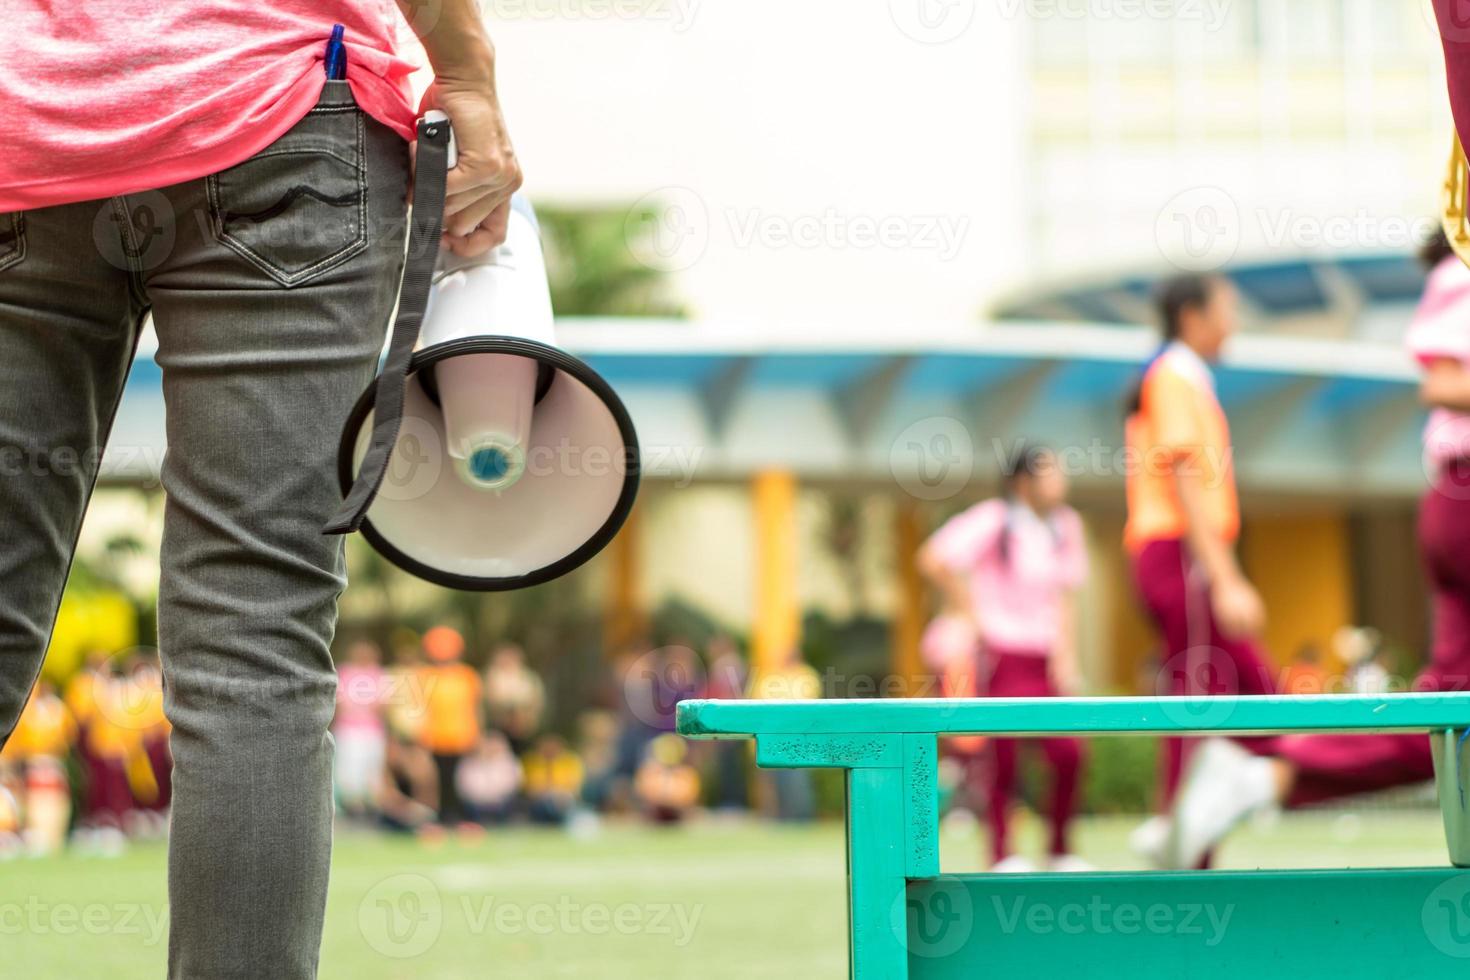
[
  {"xmin": 0, "ymin": 626, "xmax": 828, "ymax": 857},
  {"xmin": 611, "ymin": 639, "xmax": 826, "ymax": 823},
  {"xmin": 334, "ymin": 626, "xmax": 590, "ymax": 837},
  {"xmin": 0, "ymin": 649, "xmax": 170, "ymax": 858},
  {"xmin": 331, "ymin": 628, "xmax": 818, "ymax": 838}
]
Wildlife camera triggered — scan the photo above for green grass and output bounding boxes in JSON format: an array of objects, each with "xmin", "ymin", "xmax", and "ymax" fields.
[{"xmin": 3, "ymin": 809, "xmax": 1454, "ymax": 978}]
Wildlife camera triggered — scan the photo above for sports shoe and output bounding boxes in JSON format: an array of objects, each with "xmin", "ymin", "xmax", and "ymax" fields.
[
  {"xmin": 990, "ymin": 854, "xmax": 1037, "ymax": 873},
  {"xmin": 1048, "ymin": 853, "xmax": 1094, "ymax": 873},
  {"xmin": 1164, "ymin": 738, "xmax": 1279, "ymax": 870},
  {"xmin": 1129, "ymin": 814, "xmax": 1171, "ymax": 868}
]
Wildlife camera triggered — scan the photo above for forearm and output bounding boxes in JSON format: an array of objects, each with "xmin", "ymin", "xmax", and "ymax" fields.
[
  {"xmin": 1422, "ymin": 360, "xmax": 1470, "ymax": 412},
  {"xmin": 936, "ymin": 572, "xmax": 973, "ymax": 618},
  {"xmin": 1174, "ymin": 467, "xmax": 1242, "ymax": 586},
  {"xmin": 918, "ymin": 551, "xmax": 975, "ymax": 620},
  {"xmin": 398, "ymin": 0, "xmax": 521, "ymax": 249},
  {"xmin": 397, "ymin": 0, "xmax": 496, "ymax": 82},
  {"xmin": 1056, "ymin": 593, "xmax": 1078, "ymax": 665},
  {"xmin": 1051, "ymin": 591, "xmax": 1081, "ymax": 691}
]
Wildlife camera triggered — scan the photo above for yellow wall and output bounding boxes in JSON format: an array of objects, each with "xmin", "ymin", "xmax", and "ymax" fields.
[
  {"xmin": 1240, "ymin": 513, "xmax": 1355, "ymax": 672},
  {"xmin": 601, "ymin": 505, "xmax": 647, "ymax": 657},
  {"xmin": 1090, "ymin": 513, "xmax": 1157, "ymax": 693},
  {"xmin": 1092, "ymin": 510, "xmax": 1355, "ymax": 692},
  {"xmin": 631, "ymin": 483, "xmax": 1358, "ymax": 691}
]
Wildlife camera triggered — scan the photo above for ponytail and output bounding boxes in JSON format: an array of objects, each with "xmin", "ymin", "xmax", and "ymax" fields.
[
  {"xmin": 1421, "ymin": 225, "xmax": 1454, "ymax": 272},
  {"xmin": 1124, "ymin": 273, "xmax": 1217, "ymax": 418},
  {"xmin": 998, "ymin": 443, "xmax": 1051, "ymax": 566}
]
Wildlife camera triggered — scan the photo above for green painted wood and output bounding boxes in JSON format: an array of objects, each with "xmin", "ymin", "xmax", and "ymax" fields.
[
  {"xmin": 756, "ymin": 732, "xmax": 901, "ymax": 769},
  {"xmin": 902, "ymin": 735, "xmax": 939, "ymax": 880},
  {"xmin": 846, "ymin": 766, "xmax": 909, "ymax": 980},
  {"xmin": 1431, "ymin": 730, "xmax": 1470, "ymax": 868},
  {"xmin": 905, "ymin": 868, "xmax": 1470, "ymax": 979},
  {"xmin": 677, "ymin": 694, "xmax": 1470, "ymax": 738},
  {"xmin": 676, "ymin": 698, "xmax": 1470, "ymax": 978}
]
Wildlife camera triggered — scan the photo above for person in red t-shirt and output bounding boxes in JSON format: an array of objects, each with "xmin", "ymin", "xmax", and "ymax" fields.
[{"xmin": 0, "ymin": 4, "xmax": 520, "ymax": 976}]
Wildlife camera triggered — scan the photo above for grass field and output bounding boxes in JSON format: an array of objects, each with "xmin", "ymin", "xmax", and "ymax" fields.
[{"xmin": 4, "ymin": 809, "xmax": 1453, "ymax": 978}]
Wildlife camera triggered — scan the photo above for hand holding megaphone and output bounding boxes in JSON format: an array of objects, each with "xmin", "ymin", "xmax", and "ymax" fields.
[
  {"xmin": 420, "ymin": 84, "xmax": 523, "ymax": 255},
  {"xmin": 325, "ymin": 115, "xmax": 640, "ymax": 591},
  {"xmin": 421, "ymin": 110, "xmax": 532, "ymax": 495}
]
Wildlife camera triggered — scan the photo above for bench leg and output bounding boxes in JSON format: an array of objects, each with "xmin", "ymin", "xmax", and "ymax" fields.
[
  {"xmin": 847, "ymin": 766, "xmax": 910, "ymax": 979},
  {"xmin": 1431, "ymin": 728, "xmax": 1470, "ymax": 868},
  {"xmin": 902, "ymin": 734, "xmax": 939, "ymax": 880}
]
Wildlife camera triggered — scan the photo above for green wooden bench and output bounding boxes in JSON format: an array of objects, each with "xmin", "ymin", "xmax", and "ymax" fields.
[{"xmin": 677, "ymin": 694, "xmax": 1470, "ymax": 979}]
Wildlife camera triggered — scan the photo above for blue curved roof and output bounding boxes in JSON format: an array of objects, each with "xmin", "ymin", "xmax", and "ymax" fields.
[{"xmin": 995, "ymin": 253, "xmax": 1427, "ymax": 327}]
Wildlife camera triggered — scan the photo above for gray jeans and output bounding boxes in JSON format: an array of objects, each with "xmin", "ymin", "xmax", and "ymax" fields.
[{"xmin": 0, "ymin": 83, "xmax": 409, "ymax": 978}]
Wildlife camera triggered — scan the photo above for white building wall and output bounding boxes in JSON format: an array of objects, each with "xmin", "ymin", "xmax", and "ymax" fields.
[
  {"xmin": 486, "ymin": 0, "xmax": 1033, "ymax": 326},
  {"xmin": 1028, "ymin": 0, "xmax": 1449, "ymax": 281},
  {"xmin": 478, "ymin": 1, "xmax": 1452, "ymax": 324}
]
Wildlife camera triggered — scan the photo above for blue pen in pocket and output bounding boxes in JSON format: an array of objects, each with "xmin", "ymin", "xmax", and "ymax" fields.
[{"xmin": 324, "ymin": 25, "xmax": 346, "ymax": 80}]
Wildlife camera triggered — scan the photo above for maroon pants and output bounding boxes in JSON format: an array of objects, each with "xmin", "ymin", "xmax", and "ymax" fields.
[
  {"xmin": 145, "ymin": 735, "xmax": 172, "ymax": 812},
  {"xmin": 979, "ymin": 652, "xmax": 1085, "ymax": 862},
  {"xmin": 1282, "ymin": 470, "xmax": 1470, "ymax": 805},
  {"xmin": 86, "ymin": 755, "xmax": 132, "ymax": 828},
  {"xmin": 1132, "ymin": 537, "xmax": 1279, "ymax": 809}
]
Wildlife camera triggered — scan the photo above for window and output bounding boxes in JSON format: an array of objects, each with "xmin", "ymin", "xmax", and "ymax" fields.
[{"xmin": 1280, "ymin": 0, "xmax": 1343, "ymax": 64}]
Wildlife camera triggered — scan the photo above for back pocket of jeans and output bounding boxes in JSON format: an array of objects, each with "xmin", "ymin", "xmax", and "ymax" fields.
[
  {"xmin": 207, "ymin": 104, "xmax": 366, "ymax": 287},
  {"xmin": 0, "ymin": 213, "xmax": 25, "ymax": 272}
]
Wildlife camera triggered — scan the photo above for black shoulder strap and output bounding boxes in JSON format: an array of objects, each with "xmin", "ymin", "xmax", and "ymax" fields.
[{"xmin": 323, "ymin": 117, "xmax": 453, "ymax": 535}]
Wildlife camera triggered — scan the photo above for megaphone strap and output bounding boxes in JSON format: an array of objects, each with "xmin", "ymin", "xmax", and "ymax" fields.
[{"xmin": 322, "ymin": 117, "xmax": 453, "ymax": 536}]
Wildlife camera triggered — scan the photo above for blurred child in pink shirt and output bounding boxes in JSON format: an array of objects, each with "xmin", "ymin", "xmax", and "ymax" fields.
[
  {"xmin": 920, "ymin": 444, "xmax": 1090, "ymax": 871},
  {"xmin": 333, "ymin": 641, "xmax": 391, "ymax": 819}
]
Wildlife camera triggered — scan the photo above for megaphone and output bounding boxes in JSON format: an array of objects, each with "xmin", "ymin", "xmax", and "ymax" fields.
[{"xmin": 325, "ymin": 114, "xmax": 639, "ymax": 591}]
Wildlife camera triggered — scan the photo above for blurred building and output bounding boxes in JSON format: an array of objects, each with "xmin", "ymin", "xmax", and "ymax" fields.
[
  {"xmin": 500, "ymin": 0, "xmax": 1451, "ymax": 684},
  {"xmin": 1024, "ymin": 1, "xmax": 1445, "ymax": 284},
  {"xmin": 488, "ymin": 0, "xmax": 1449, "ymax": 320},
  {"xmin": 95, "ymin": 1, "xmax": 1455, "ymax": 688}
]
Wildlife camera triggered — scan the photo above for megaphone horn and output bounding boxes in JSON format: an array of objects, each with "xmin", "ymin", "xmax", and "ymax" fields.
[{"xmin": 325, "ymin": 114, "xmax": 640, "ymax": 591}]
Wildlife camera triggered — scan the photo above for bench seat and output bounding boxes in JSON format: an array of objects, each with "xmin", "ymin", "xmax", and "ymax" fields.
[{"xmin": 678, "ymin": 694, "xmax": 1470, "ymax": 978}]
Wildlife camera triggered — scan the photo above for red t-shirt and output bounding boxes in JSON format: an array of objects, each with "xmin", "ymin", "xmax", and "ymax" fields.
[{"xmin": 1, "ymin": 2, "xmax": 418, "ymax": 211}]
